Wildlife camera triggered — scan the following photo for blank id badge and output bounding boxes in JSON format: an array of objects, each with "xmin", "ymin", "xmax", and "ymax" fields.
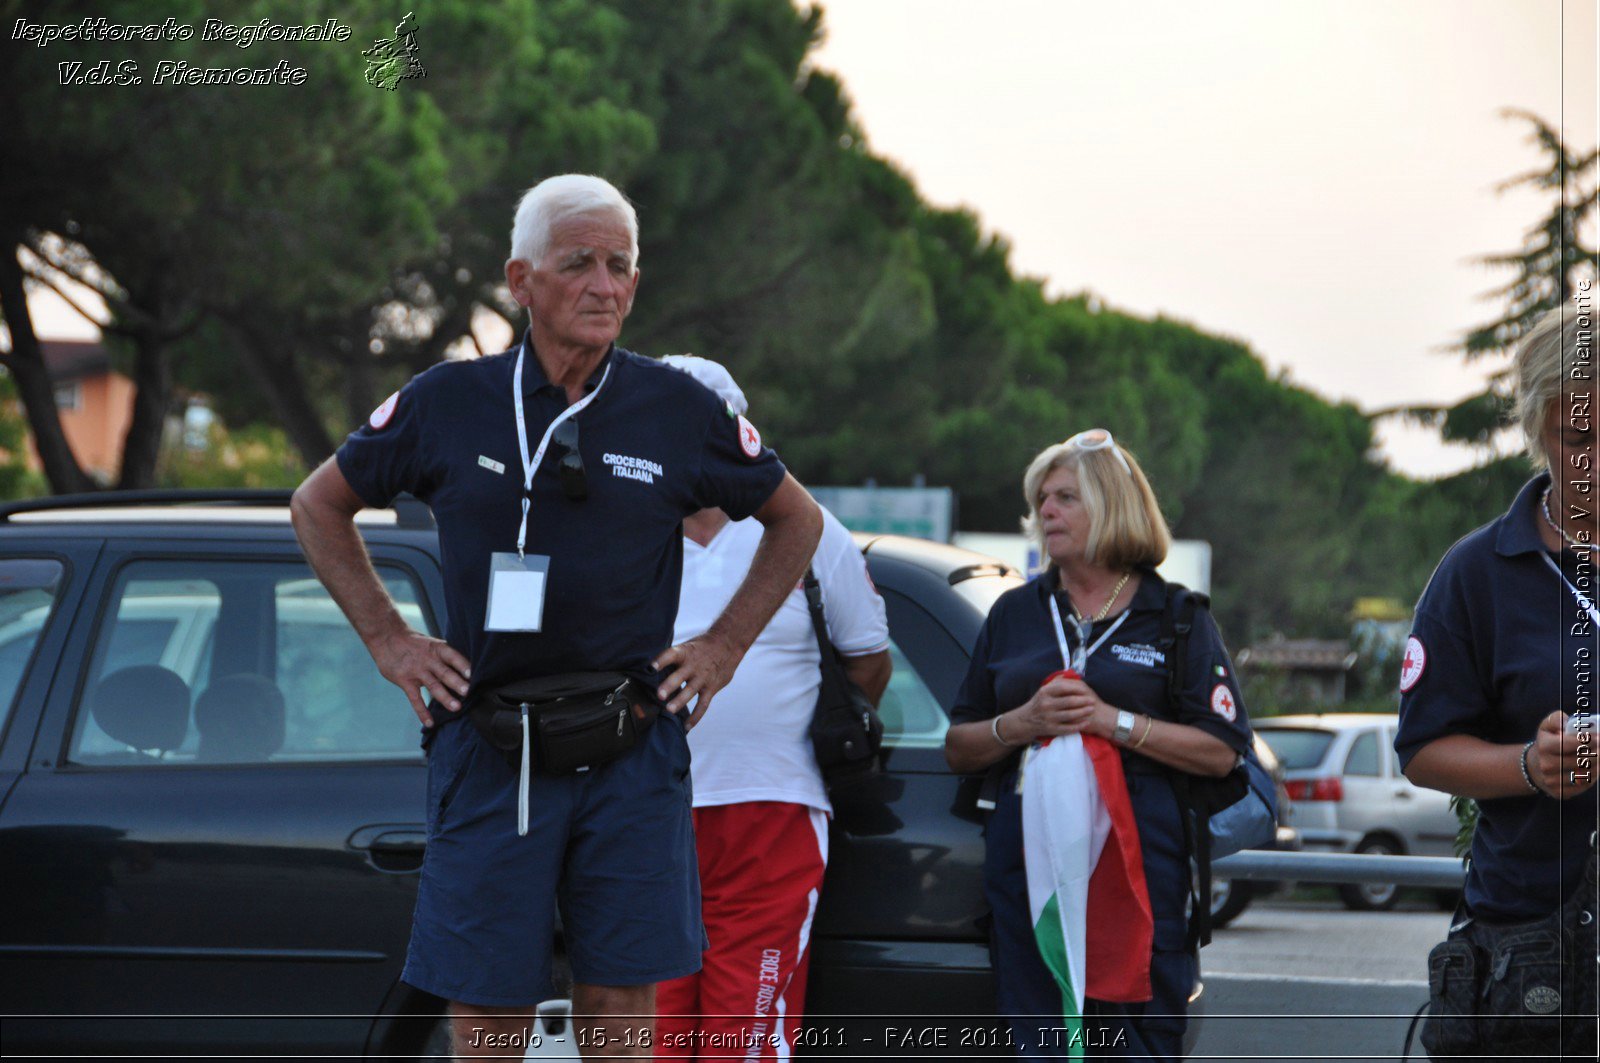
[{"xmin": 485, "ymin": 552, "xmax": 550, "ymax": 632}]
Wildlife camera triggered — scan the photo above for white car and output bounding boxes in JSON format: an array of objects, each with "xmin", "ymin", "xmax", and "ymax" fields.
[{"xmin": 1255, "ymin": 713, "xmax": 1460, "ymax": 911}]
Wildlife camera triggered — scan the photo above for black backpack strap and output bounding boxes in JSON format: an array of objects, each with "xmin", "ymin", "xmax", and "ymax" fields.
[
  {"xmin": 1160, "ymin": 583, "xmax": 1217, "ymax": 949},
  {"xmin": 1162, "ymin": 584, "xmax": 1203, "ymax": 718}
]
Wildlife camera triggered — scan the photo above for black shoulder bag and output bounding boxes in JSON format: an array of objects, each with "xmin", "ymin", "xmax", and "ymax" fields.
[
  {"xmin": 802, "ymin": 566, "xmax": 884, "ymax": 790},
  {"xmin": 1412, "ymin": 832, "xmax": 1598, "ymax": 1059}
]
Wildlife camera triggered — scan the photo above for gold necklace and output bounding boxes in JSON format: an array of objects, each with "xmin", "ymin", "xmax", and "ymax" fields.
[
  {"xmin": 1542, "ymin": 487, "xmax": 1598, "ymax": 552},
  {"xmin": 1070, "ymin": 570, "xmax": 1132, "ymax": 623}
]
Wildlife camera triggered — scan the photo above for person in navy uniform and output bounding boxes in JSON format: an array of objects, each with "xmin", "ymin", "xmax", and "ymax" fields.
[
  {"xmin": 1396, "ymin": 304, "xmax": 1598, "ymax": 1054},
  {"xmin": 945, "ymin": 430, "xmax": 1252, "ymax": 1061},
  {"xmin": 290, "ymin": 174, "xmax": 822, "ymax": 1059}
]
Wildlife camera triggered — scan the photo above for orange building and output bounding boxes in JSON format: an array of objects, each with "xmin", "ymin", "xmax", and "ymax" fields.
[{"xmin": 26, "ymin": 340, "xmax": 135, "ymax": 484}]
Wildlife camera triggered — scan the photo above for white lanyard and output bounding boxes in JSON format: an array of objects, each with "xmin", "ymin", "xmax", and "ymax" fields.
[
  {"xmin": 511, "ymin": 347, "xmax": 611, "ymax": 556},
  {"xmin": 1048, "ymin": 593, "xmax": 1130, "ymax": 673},
  {"xmin": 1015, "ymin": 594, "xmax": 1130, "ymax": 796},
  {"xmin": 1543, "ymin": 553, "xmax": 1600, "ymax": 628}
]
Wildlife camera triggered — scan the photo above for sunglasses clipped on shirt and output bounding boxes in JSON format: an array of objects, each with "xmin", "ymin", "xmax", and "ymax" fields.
[
  {"xmin": 1064, "ymin": 428, "xmax": 1132, "ymax": 475},
  {"xmin": 552, "ymin": 418, "xmax": 588, "ymax": 501}
]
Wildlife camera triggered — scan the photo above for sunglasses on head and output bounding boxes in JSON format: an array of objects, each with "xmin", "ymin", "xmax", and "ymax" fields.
[
  {"xmin": 1064, "ymin": 428, "xmax": 1132, "ymax": 475},
  {"xmin": 552, "ymin": 418, "xmax": 588, "ymax": 502}
]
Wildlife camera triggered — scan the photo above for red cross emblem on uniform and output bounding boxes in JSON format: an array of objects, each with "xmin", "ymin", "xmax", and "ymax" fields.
[
  {"xmin": 1400, "ymin": 635, "xmax": 1426, "ymax": 692},
  {"xmin": 1210, "ymin": 683, "xmax": 1236, "ymax": 721},
  {"xmin": 737, "ymin": 414, "xmax": 762, "ymax": 459}
]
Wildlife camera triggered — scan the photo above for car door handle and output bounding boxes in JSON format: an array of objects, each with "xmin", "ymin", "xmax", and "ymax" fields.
[
  {"xmin": 369, "ymin": 829, "xmax": 428, "ymax": 850},
  {"xmin": 348, "ymin": 824, "xmax": 428, "ymax": 873},
  {"xmin": 1394, "ymin": 788, "xmax": 1412, "ymax": 799}
]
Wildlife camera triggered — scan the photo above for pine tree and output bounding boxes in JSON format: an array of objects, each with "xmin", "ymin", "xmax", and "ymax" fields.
[
  {"xmin": 1462, "ymin": 110, "xmax": 1598, "ymax": 360},
  {"xmin": 1443, "ymin": 111, "xmax": 1597, "ymax": 445}
]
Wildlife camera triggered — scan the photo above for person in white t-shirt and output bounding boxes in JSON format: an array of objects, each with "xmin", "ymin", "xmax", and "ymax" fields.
[{"xmin": 654, "ymin": 356, "xmax": 892, "ymax": 1062}]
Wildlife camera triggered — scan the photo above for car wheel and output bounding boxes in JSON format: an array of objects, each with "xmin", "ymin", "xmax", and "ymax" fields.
[
  {"xmin": 1337, "ymin": 838, "xmax": 1401, "ymax": 911},
  {"xmin": 1211, "ymin": 878, "xmax": 1252, "ymax": 928}
]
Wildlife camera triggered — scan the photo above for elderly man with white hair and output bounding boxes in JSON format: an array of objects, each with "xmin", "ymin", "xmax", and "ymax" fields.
[
  {"xmin": 291, "ymin": 175, "xmax": 822, "ymax": 1058},
  {"xmin": 653, "ymin": 356, "xmax": 891, "ymax": 1061}
]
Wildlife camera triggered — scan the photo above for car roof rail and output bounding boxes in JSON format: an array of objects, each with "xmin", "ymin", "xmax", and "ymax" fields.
[{"xmin": 0, "ymin": 489, "xmax": 436, "ymax": 530}]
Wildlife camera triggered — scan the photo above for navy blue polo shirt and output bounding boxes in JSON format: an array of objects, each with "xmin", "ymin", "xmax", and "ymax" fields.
[
  {"xmin": 1396, "ymin": 472, "xmax": 1599, "ymax": 921},
  {"xmin": 335, "ymin": 335, "xmax": 786, "ymax": 698},
  {"xmin": 953, "ymin": 567, "xmax": 1252, "ymax": 950},
  {"xmin": 951, "ymin": 568, "xmax": 1253, "ymax": 765}
]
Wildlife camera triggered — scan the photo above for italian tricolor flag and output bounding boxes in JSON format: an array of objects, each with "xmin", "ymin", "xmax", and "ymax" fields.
[{"xmin": 1022, "ymin": 732, "xmax": 1153, "ymax": 1057}]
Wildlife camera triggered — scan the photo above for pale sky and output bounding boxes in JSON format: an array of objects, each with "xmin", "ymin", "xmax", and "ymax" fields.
[{"xmin": 811, "ymin": 0, "xmax": 1598, "ymax": 478}]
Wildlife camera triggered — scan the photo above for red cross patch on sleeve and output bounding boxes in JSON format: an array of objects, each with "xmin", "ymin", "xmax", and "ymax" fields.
[
  {"xmin": 1399, "ymin": 635, "xmax": 1426, "ymax": 693},
  {"xmin": 368, "ymin": 391, "xmax": 399, "ymax": 430},
  {"xmin": 1210, "ymin": 683, "xmax": 1237, "ymax": 722},
  {"xmin": 737, "ymin": 415, "xmax": 762, "ymax": 459}
]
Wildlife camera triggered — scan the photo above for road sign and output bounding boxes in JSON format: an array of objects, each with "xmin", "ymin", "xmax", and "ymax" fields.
[{"xmin": 811, "ymin": 486, "xmax": 954, "ymax": 542}]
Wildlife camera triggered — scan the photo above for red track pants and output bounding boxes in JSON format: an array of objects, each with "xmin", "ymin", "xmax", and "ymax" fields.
[{"xmin": 656, "ymin": 801, "xmax": 829, "ymax": 1061}]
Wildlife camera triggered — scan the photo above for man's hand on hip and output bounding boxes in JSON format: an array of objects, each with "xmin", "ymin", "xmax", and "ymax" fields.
[
  {"xmin": 372, "ymin": 628, "xmax": 472, "ymax": 727},
  {"xmin": 652, "ymin": 474, "xmax": 822, "ymax": 730},
  {"xmin": 653, "ymin": 632, "xmax": 741, "ymax": 729}
]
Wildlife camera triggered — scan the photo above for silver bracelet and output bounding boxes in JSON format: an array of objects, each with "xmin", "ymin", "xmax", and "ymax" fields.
[
  {"xmin": 991, "ymin": 713, "xmax": 1018, "ymax": 747},
  {"xmin": 1518, "ymin": 740, "xmax": 1543, "ymax": 795}
]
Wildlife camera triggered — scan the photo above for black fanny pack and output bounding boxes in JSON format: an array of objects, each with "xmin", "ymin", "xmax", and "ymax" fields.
[
  {"xmin": 1416, "ymin": 833, "xmax": 1598, "ymax": 1059},
  {"xmin": 468, "ymin": 672, "xmax": 658, "ymax": 775}
]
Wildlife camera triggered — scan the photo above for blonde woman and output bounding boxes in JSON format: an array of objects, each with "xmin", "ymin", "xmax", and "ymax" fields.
[
  {"xmin": 945, "ymin": 431, "xmax": 1250, "ymax": 1060},
  {"xmin": 1398, "ymin": 305, "xmax": 1598, "ymax": 1057}
]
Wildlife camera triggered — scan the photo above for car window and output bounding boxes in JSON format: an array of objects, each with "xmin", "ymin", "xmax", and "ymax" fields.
[
  {"xmin": 68, "ymin": 560, "xmax": 432, "ymax": 767},
  {"xmin": 1344, "ymin": 730, "xmax": 1380, "ymax": 776},
  {"xmin": 275, "ymin": 577, "xmax": 428, "ymax": 758},
  {"xmin": 877, "ymin": 636, "xmax": 949, "ymax": 749},
  {"xmin": 1256, "ymin": 727, "xmax": 1336, "ymax": 771},
  {"xmin": 0, "ymin": 558, "xmax": 66, "ymax": 727},
  {"xmin": 103, "ymin": 618, "xmax": 181, "ymax": 672},
  {"xmin": 877, "ymin": 588, "xmax": 972, "ymax": 750}
]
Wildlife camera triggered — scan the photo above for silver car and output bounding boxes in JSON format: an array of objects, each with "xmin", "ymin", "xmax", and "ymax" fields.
[{"xmin": 1255, "ymin": 713, "xmax": 1459, "ymax": 911}]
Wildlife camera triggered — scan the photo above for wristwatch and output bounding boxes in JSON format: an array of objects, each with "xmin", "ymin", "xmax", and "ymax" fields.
[{"xmin": 1113, "ymin": 710, "xmax": 1136, "ymax": 746}]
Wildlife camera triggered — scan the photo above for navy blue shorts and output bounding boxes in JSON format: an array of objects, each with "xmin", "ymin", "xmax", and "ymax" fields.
[{"xmin": 401, "ymin": 712, "xmax": 702, "ymax": 1007}]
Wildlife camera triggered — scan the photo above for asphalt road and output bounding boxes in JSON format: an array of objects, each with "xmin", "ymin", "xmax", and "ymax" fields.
[
  {"xmin": 1192, "ymin": 891, "xmax": 1450, "ymax": 1062},
  {"xmin": 516, "ymin": 892, "xmax": 1455, "ymax": 1061}
]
